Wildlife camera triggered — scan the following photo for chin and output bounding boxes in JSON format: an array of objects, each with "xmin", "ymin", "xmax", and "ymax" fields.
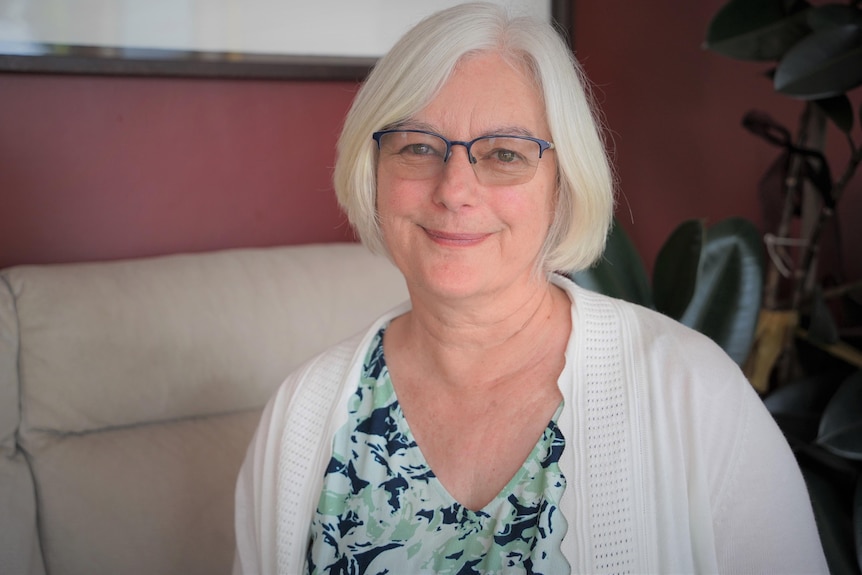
[{"xmin": 407, "ymin": 260, "xmax": 501, "ymax": 300}]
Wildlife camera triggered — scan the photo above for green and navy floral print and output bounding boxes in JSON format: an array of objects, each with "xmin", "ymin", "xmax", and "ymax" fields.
[{"xmin": 305, "ymin": 328, "xmax": 569, "ymax": 575}]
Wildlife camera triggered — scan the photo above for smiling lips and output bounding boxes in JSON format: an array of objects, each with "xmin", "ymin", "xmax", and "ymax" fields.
[{"xmin": 423, "ymin": 227, "xmax": 491, "ymax": 246}]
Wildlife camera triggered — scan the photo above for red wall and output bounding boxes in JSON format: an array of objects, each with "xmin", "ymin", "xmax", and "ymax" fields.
[
  {"xmin": 0, "ymin": 74, "xmax": 358, "ymax": 269},
  {"xmin": 575, "ymin": 0, "xmax": 861, "ymax": 280},
  {"xmin": 1, "ymin": 1, "xmax": 859, "ymax": 282}
]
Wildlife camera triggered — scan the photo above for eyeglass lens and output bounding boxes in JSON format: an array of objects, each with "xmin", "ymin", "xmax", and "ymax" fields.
[{"xmin": 376, "ymin": 131, "xmax": 546, "ymax": 186}]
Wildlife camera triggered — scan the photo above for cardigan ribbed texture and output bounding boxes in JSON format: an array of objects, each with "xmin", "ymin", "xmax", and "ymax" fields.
[{"xmin": 235, "ymin": 276, "xmax": 828, "ymax": 574}]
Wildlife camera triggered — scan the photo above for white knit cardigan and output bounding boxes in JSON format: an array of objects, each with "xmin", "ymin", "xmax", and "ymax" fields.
[{"xmin": 234, "ymin": 276, "xmax": 828, "ymax": 575}]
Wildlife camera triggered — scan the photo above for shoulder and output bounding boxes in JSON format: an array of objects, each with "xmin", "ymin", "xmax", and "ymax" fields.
[
  {"xmin": 285, "ymin": 335, "xmax": 364, "ymax": 396},
  {"xmin": 243, "ymin": 332, "xmax": 368, "ymax": 467},
  {"xmin": 555, "ymin": 274, "xmax": 710, "ymax": 343},
  {"xmin": 555, "ymin": 274, "xmax": 742, "ymax": 386},
  {"xmin": 555, "ymin": 275, "xmax": 769, "ymax": 474},
  {"xmin": 255, "ymin": 302, "xmax": 409, "ymax": 440},
  {"xmin": 273, "ymin": 313, "xmax": 400, "ymax": 411},
  {"xmin": 234, "ymin": 307, "xmax": 406, "ymax": 572}
]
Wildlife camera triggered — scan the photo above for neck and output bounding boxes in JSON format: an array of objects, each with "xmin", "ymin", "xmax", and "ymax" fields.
[{"xmin": 388, "ymin": 274, "xmax": 568, "ymax": 391}]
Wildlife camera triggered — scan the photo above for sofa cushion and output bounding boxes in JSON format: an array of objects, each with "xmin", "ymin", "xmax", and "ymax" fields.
[
  {"xmin": 0, "ymin": 462, "xmax": 45, "ymax": 575},
  {"xmin": 1, "ymin": 243, "xmax": 408, "ymax": 575},
  {"xmin": 0, "ymin": 272, "xmax": 45, "ymax": 575},
  {"xmin": 0, "ymin": 273, "xmax": 18, "ymax": 457},
  {"xmin": 30, "ymin": 410, "xmax": 260, "ymax": 575},
  {"xmin": 10, "ymin": 243, "xmax": 407, "ymax": 434}
]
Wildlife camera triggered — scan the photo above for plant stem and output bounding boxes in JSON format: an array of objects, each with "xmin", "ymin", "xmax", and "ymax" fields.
[
  {"xmin": 780, "ymin": 113, "xmax": 862, "ymax": 382},
  {"xmin": 832, "ymin": 137, "xmax": 862, "ymax": 206},
  {"xmin": 822, "ymin": 279, "xmax": 862, "ymax": 301},
  {"xmin": 791, "ymin": 137, "xmax": 862, "ymax": 312},
  {"xmin": 771, "ymin": 104, "xmax": 818, "ymax": 384},
  {"xmin": 763, "ymin": 104, "xmax": 812, "ymax": 310}
]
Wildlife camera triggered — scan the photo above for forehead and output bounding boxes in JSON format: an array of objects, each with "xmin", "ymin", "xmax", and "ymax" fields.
[{"xmin": 410, "ymin": 51, "xmax": 549, "ymax": 138}]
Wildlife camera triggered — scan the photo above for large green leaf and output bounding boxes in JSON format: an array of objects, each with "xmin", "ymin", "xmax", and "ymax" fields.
[
  {"xmin": 815, "ymin": 95, "xmax": 855, "ymax": 133},
  {"xmin": 652, "ymin": 220, "xmax": 703, "ymax": 320},
  {"xmin": 705, "ymin": 0, "xmax": 811, "ymax": 61},
  {"xmin": 577, "ymin": 217, "xmax": 765, "ymax": 364},
  {"xmin": 764, "ymin": 371, "xmax": 845, "ymax": 441},
  {"xmin": 775, "ymin": 24, "xmax": 862, "ymax": 99},
  {"xmin": 571, "ymin": 221, "xmax": 653, "ymax": 307},
  {"xmin": 818, "ymin": 370, "xmax": 862, "ymax": 460},
  {"xmin": 808, "ymin": 5, "xmax": 862, "ymax": 29},
  {"xmin": 677, "ymin": 218, "xmax": 764, "ymax": 365}
]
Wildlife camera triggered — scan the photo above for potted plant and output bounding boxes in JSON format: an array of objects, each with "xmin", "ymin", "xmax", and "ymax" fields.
[
  {"xmin": 705, "ymin": 1, "xmax": 862, "ymax": 572},
  {"xmin": 574, "ymin": 1, "xmax": 862, "ymax": 571},
  {"xmin": 572, "ymin": 215, "xmax": 860, "ymax": 572}
]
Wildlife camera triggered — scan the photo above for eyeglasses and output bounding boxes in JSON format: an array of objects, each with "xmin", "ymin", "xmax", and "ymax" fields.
[{"xmin": 372, "ymin": 129, "xmax": 555, "ymax": 186}]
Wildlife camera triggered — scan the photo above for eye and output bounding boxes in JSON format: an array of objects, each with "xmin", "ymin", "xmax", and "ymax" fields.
[
  {"xmin": 403, "ymin": 143, "xmax": 437, "ymax": 156},
  {"xmin": 491, "ymin": 148, "xmax": 524, "ymax": 163},
  {"xmin": 473, "ymin": 136, "xmax": 534, "ymax": 168},
  {"xmin": 483, "ymin": 146, "xmax": 528, "ymax": 166},
  {"xmin": 377, "ymin": 131, "xmax": 447, "ymax": 160}
]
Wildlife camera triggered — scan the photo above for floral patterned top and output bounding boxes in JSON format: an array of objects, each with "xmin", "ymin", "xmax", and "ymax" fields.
[{"xmin": 305, "ymin": 328, "xmax": 569, "ymax": 575}]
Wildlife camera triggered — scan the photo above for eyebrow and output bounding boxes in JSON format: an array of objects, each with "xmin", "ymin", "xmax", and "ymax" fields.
[{"xmin": 393, "ymin": 120, "xmax": 539, "ymax": 139}]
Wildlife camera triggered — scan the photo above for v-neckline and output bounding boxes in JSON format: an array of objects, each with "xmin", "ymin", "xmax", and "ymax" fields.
[{"xmin": 375, "ymin": 341, "xmax": 564, "ymax": 513}]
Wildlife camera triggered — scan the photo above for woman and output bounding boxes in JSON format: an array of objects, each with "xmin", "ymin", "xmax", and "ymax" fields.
[{"xmin": 234, "ymin": 3, "xmax": 827, "ymax": 574}]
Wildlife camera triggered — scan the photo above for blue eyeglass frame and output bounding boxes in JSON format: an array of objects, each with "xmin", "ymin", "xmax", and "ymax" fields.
[{"xmin": 372, "ymin": 129, "xmax": 554, "ymax": 164}]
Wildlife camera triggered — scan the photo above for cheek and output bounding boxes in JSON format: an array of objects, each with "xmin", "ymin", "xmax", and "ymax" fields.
[
  {"xmin": 375, "ymin": 174, "xmax": 421, "ymax": 245},
  {"xmin": 375, "ymin": 170, "xmax": 401, "ymax": 224},
  {"xmin": 376, "ymin": 170, "xmax": 426, "ymax": 219},
  {"xmin": 503, "ymin": 180, "xmax": 556, "ymax": 232},
  {"xmin": 375, "ymin": 182, "xmax": 400, "ymax": 225}
]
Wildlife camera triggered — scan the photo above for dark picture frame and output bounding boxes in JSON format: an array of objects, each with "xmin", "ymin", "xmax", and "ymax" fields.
[{"xmin": 0, "ymin": 1, "xmax": 573, "ymax": 81}]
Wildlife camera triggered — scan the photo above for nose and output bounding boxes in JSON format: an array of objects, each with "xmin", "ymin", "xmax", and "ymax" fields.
[{"xmin": 433, "ymin": 145, "xmax": 479, "ymax": 210}]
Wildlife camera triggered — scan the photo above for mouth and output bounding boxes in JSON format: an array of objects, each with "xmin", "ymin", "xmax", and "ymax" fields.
[{"xmin": 422, "ymin": 227, "xmax": 491, "ymax": 246}]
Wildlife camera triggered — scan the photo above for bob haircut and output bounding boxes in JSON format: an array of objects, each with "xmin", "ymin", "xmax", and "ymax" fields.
[{"xmin": 333, "ymin": 2, "xmax": 615, "ymax": 274}]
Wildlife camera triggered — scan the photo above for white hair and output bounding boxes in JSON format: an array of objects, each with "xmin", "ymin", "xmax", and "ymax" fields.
[{"xmin": 333, "ymin": 1, "xmax": 615, "ymax": 273}]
